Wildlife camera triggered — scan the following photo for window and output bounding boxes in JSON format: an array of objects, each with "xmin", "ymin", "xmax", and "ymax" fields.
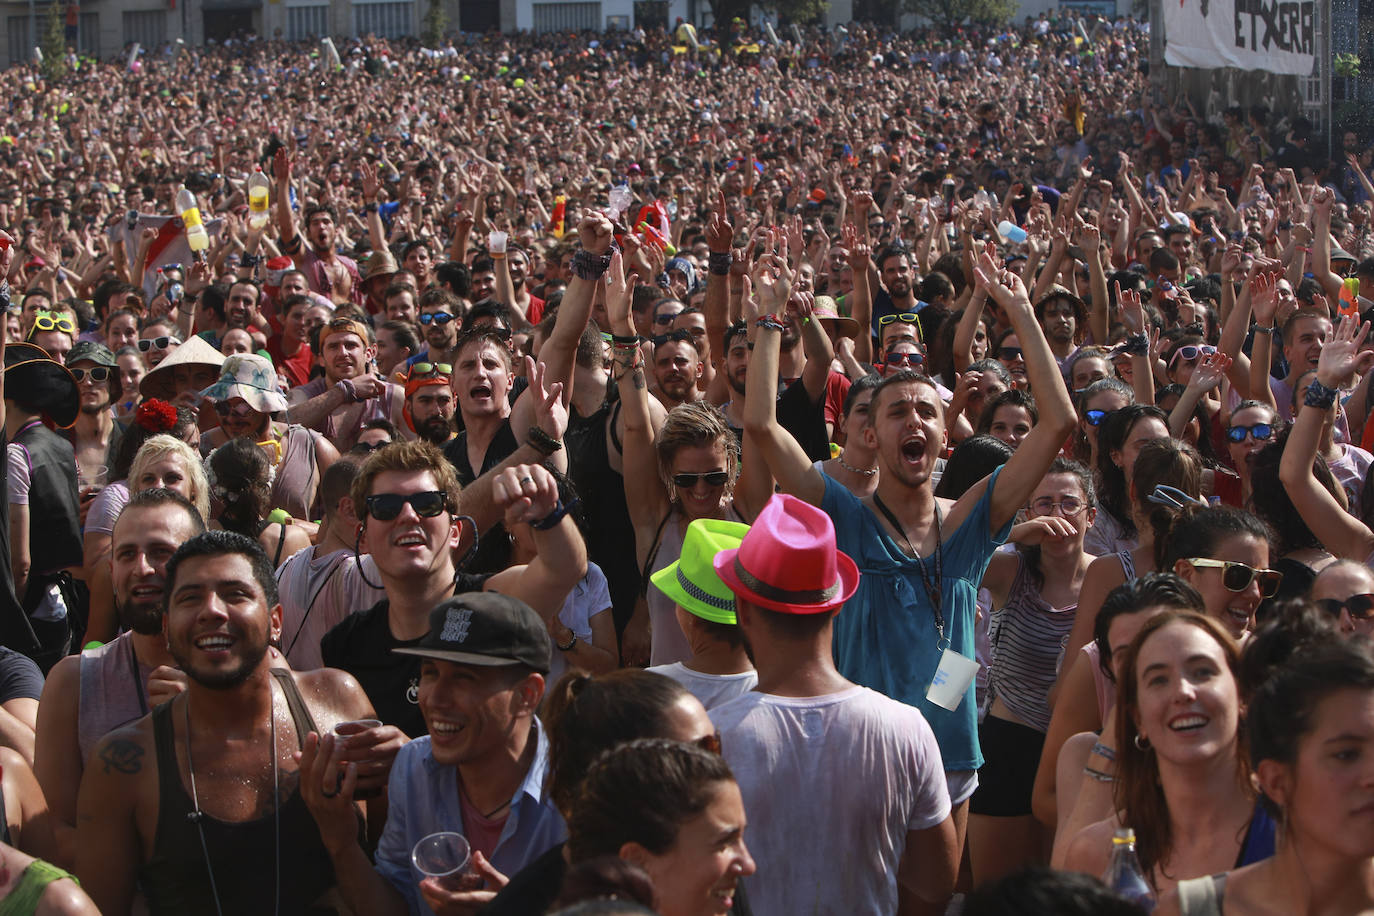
[
  {"xmin": 286, "ymin": 5, "xmax": 329, "ymax": 40},
  {"xmin": 78, "ymin": 12, "xmax": 99, "ymax": 57},
  {"xmin": 6, "ymin": 16, "xmax": 31, "ymax": 69},
  {"xmin": 123, "ymin": 10, "xmax": 166, "ymax": 49},
  {"xmin": 531, "ymin": 2, "xmax": 599, "ymax": 33},
  {"xmin": 354, "ymin": 1, "xmax": 413, "ymax": 38}
]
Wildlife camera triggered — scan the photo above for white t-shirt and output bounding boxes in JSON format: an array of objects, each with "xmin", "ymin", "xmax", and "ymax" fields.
[
  {"xmin": 547, "ymin": 564, "xmax": 613, "ymax": 685},
  {"xmin": 645, "ymin": 662, "xmax": 758, "ymax": 710},
  {"xmin": 711, "ymin": 685, "xmax": 950, "ymax": 916}
]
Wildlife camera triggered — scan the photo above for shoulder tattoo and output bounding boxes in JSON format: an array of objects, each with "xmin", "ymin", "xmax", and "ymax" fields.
[{"xmin": 99, "ymin": 739, "xmax": 145, "ymax": 775}]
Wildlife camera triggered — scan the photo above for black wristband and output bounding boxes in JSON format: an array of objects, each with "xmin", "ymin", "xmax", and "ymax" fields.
[
  {"xmin": 708, "ymin": 251, "xmax": 732, "ymax": 276},
  {"xmin": 364, "ymin": 202, "xmax": 379, "ymax": 214},
  {"xmin": 531, "ymin": 498, "xmax": 579, "ymax": 530},
  {"xmin": 1252, "ymin": 324, "xmax": 1274, "ymax": 335},
  {"xmin": 572, "ymin": 248, "xmax": 612, "ymax": 281},
  {"xmin": 240, "ymin": 253, "xmax": 263, "ymax": 268},
  {"xmin": 1122, "ymin": 333, "xmax": 1149, "ymax": 356},
  {"xmin": 611, "ymin": 333, "xmax": 640, "ymax": 345},
  {"xmin": 1304, "ymin": 378, "xmax": 1338, "ymax": 410},
  {"xmin": 1277, "ymin": 220, "xmax": 1293, "ymax": 231},
  {"xmin": 526, "ymin": 425, "xmax": 563, "ymax": 457}
]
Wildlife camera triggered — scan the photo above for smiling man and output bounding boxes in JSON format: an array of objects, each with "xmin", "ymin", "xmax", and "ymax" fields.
[
  {"xmin": 301, "ymin": 592, "xmax": 564, "ymax": 916},
  {"xmin": 287, "ymin": 318, "xmax": 408, "ymax": 453},
  {"xmin": 652, "ymin": 332, "xmax": 704, "ymax": 409}
]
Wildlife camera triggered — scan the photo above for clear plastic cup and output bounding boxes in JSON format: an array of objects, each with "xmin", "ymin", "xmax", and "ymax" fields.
[
  {"xmin": 488, "ymin": 230, "xmax": 508, "ymax": 254},
  {"xmin": 412, "ymin": 831, "xmax": 471, "ymax": 886}
]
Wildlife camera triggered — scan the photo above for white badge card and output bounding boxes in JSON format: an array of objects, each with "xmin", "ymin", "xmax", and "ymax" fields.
[{"xmin": 926, "ymin": 647, "xmax": 980, "ymax": 712}]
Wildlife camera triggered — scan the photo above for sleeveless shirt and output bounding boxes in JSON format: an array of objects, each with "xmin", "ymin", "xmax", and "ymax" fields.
[
  {"xmin": 646, "ymin": 503, "xmax": 745, "ymax": 667},
  {"xmin": 78, "ymin": 632, "xmax": 151, "ymax": 762},
  {"xmin": 988, "ymin": 556, "xmax": 1077, "ymax": 732},
  {"xmin": 269, "ymin": 425, "xmax": 323, "ymax": 522},
  {"xmin": 564, "ymin": 399, "xmax": 639, "ymax": 625},
  {"xmin": 140, "ymin": 671, "xmax": 341, "ymax": 915}
]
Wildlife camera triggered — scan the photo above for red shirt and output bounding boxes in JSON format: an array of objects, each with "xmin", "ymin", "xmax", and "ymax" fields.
[{"xmin": 268, "ymin": 336, "xmax": 314, "ymax": 390}]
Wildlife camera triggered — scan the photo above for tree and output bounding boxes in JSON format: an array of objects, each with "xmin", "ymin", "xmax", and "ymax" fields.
[
  {"xmin": 421, "ymin": 0, "xmax": 447, "ymax": 46},
  {"xmin": 902, "ymin": 0, "xmax": 1016, "ymax": 33},
  {"xmin": 701, "ymin": 0, "xmax": 830, "ymax": 28},
  {"xmin": 40, "ymin": 7, "xmax": 68, "ymax": 81}
]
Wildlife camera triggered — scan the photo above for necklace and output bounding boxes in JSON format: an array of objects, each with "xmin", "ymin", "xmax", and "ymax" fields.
[
  {"xmin": 184, "ymin": 687, "xmax": 280, "ymax": 916},
  {"xmin": 837, "ymin": 453, "xmax": 878, "ymax": 477}
]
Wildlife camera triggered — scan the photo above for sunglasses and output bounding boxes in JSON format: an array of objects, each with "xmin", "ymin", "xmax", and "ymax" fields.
[
  {"xmin": 885, "ymin": 351, "xmax": 925, "ymax": 368},
  {"xmin": 1317, "ymin": 594, "xmax": 1374, "ymax": 621},
  {"xmin": 654, "ymin": 312, "xmax": 684, "ymax": 326},
  {"xmin": 1084, "ymin": 408, "xmax": 1112, "ymax": 426},
  {"xmin": 408, "ymin": 362, "xmax": 452, "ymax": 378},
  {"xmin": 878, "ymin": 312, "xmax": 921, "ymax": 327},
  {"xmin": 350, "ymin": 440, "xmax": 391, "ymax": 453},
  {"xmin": 1168, "ymin": 344, "xmax": 1217, "ymax": 369},
  {"xmin": 31, "ymin": 313, "xmax": 76, "ymax": 333},
  {"xmin": 70, "ymin": 366, "xmax": 111, "ymax": 383},
  {"xmin": 419, "ymin": 312, "xmax": 456, "ymax": 325},
  {"xmin": 1225, "ymin": 423, "xmax": 1275, "ymax": 443},
  {"xmin": 999, "ymin": 346, "xmax": 1023, "ymax": 361},
  {"xmin": 651, "ymin": 329, "xmax": 693, "ymax": 347},
  {"xmin": 673, "ymin": 471, "xmax": 730, "ymax": 489},
  {"xmin": 213, "ymin": 400, "xmax": 257, "ymax": 419},
  {"xmin": 1185, "ymin": 558, "xmax": 1283, "ymax": 598},
  {"xmin": 138, "ymin": 336, "xmax": 180, "ymax": 352},
  {"xmin": 365, "ymin": 490, "xmax": 449, "ymax": 521}
]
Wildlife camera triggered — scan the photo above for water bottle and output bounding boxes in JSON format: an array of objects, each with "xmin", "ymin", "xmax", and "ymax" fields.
[
  {"xmin": 176, "ymin": 188, "xmax": 209, "ymax": 255},
  {"xmin": 997, "ymin": 220, "xmax": 1028, "ymax": 244},
  {"xmin": 247, "ymin": 168, "xmax": 270, "ymax": 230},
  {"xmin": 607, "ymin": 185, "xmax": 632, "ymax": 222},
  {"xmin": 1104, "ymin": 828, "xmax": 1156, "ymax": 911}
]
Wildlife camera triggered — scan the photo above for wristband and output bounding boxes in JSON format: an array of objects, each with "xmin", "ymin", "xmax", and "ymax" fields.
[
  {"xmin": 1252, "ymin": 324, "xmax": 1274, "ymax": 335},
  {"xmin": 1304, "ymin": 378, "xmax": 1338, "ymax": 410},
  {"xmin": 1277, "ymin": 220, "xmax": 1292, "ymax": 230},
  {"xmin": 336, "ymin": 379, "xmax": 359, "ymax": 403},
  {"xmin": 572, "ymin": 248, "xmax": 613, "ymax": 281},
  {"xmin": 756, "ymin": 314, "xmax": 785, "ymax": 332},
  {"xmin": 611, "ymin": 333, "xmax": 640, "ymax": 346},
  {"xmin": 531, "ymin": 497, "xmax": 579, "ymax": 530},
  {"xmin": 708, "ymin": 251, "xmax": 732, "ymax": 276},
  {"xmin": 1083, "ymin": 766, "xmax": 1115, "ymax": 783},
  {"xmin": 526, "ymin": 425, "xmax": 563, "ymax": 457},
  {"xmin": 364, "ymin": 202, "xmax": 379, "ymax": 214},
  {"xmin": 240, "ymin": 253, "xmax": 263, "ymax": 268},
  {"xmin": 1091, "ymin": 741, "xmax": 1117, "ymax": 762},
  {"xmin": 557, "ymin": 631, "xmax": 579, "ymax": 652}
]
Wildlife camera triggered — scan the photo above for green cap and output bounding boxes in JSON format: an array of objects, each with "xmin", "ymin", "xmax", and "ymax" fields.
[{"xmin": 650, "ymin": 519, "xmax": 749, "ymax": 625}]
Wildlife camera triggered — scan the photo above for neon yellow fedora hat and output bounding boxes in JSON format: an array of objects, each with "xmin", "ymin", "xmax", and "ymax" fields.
[{"xmin": 650, "ymin": 518, "xmax": 750, "ymax": 624}]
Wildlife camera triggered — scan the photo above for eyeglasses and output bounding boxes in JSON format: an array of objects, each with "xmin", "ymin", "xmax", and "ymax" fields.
[
  {"xmin": 137, "ymin": 336, "xmax": 181, "ymax": 352},
  {"xmin": 672, "ymin": 471, "xmax": 730, "ymax": 489},
  {"xmin": 1084, "ymin": 408, "xmax": 1112, "ymax": 426},
  {"xmin": 1317, "ymin": 594, "xmax": 1374, "ymax": 621},
  {"xmin": 1029, "ymin": 496, "xmax": 1087, "ymax": 516},
  {"xmin": 419, "ymin": 312, "xmax": 456, "ymax": 325},
  {"xmin": 1168, "ymin": 344, "xmax": 1217, "ymax": 369},
  {"xmin": 1225, "ymin": 423, "xmax": 1275, "ymax": 443},
  {"xmin": 70, "ymin": 366, "xmax": 111, "ymax": 383},
  {"xmin": 213, "ymin": 400, "xmax": 257, "ymax": 419},
  {"xmin": 651, "ymin": 329, "xmax": 693, "ymax": 347},
  {"xmin": 350, "ymin": 440, "xmax": 392, "ymax": 453},
  {"xmin": 884, "ymin": 351, "xmax": 925, "ymax": 368},
  {"xmin": 31, "ymin": 313, "xmax": 76, "ymax": 334},
  {"xmin": 1185, "ymin": 558, "xmax": 1283, "ymax": 597},
  {"xmin": 999, "ymin": 346, "xmax": 1023, "ymax": 361},
  {"xmin": 365, "ymin": 490, "xmax": 449, "ymax": 521},
  {"xmin": 878, "ymin": 312, "xmax": 921, "ymax": 327},
  {"xmin": 408, "ymin": 362, "xmax": 452, "ymax": 379}
]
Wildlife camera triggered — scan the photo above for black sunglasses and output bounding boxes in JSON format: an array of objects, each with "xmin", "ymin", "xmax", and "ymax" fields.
[
  {"xmin": 654, "ymin": 311, "xmax": 683, "ymax": 326},
  {"xmin": 1317, "ymin": 594, "xmax": 1374, "ymax": 621},
  {"xmin": 673, "ymin": 471, "xmax": 730, "ymax": 488},
  {"xmin": 138, "ymin": 336, "xmax": 180, "ymax": 352},
  {"xmin": 999, "ymin": 346, "xmax": 1023, "ymax": 361},
  {"xmin": 350, "ymin": 440, "xmax": 391, "ymax": 454},
  {"xmin": 419, "ymin": 312, "xmax": 456, "ymax": 325},
  {"xmin": 652, "ymin": 329, "xmax": 693, "ymax": 347},
  {"xmin": 1225, "ymin": 423, "xmax": 1274, "ymax": 443},
  {"xmin": 71, "ymin": 366, "xmax": 112, "ymax": 382},
  {"xmin": 365, "ymin": 490, "xmax": 449, "ymax": 521}
]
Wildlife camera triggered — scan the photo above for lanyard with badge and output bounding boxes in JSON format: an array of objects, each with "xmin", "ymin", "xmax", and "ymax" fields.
[{"xmin": 871, "ymin": 493, "xmax": 979, "ymax": 712}]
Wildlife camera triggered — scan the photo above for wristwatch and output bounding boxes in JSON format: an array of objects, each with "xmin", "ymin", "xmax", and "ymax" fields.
[{"xmin": 557, "ymin": 631, "xmax": 578, "ymax": 652}]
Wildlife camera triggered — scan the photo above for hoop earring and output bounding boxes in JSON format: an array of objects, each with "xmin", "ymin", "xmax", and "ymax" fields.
[{"xmin": 1134, "ymin": 733, "xmax": 1151, "ymax": 751}]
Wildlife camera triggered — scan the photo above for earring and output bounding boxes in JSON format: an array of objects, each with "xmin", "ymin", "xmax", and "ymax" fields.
[{"xmin": 1134, "ymin": 733, "xmax": 1151, "ymax": 751}]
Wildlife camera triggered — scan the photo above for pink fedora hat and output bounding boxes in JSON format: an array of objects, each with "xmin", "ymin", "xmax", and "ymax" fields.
[{"xmin": 714, "ymin": 493, "xmax": 859, "ymax": 615}]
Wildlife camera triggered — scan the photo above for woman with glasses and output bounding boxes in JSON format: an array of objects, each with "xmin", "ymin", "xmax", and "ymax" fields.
[
  {"xmin": 1162, "ymin": 505, "xmax": 1281, "ymax": 641},
  {"xmin": 1309, "ymin": 560, "xmax": 1374, "ymax": 637},
  {"xmin": 994, "ymin": 328, "xmax": 1028, "ymax": 389},
  {"xmin": 1163, "ymin": 336, "xmax": 1219, "ymax": 388},
  {"xmin": 198, "ymin": 354, "xmax": 339, "ymax": 523},
  {"xmin": 1071, "ymin": 378, "xmax": 1133, "ymax": 471},
  {"xmin": 1063, "ymin": 611, "xmax": 1274, "ymax": 897},
  {"xmin": 606, "ymin": 250, "xmax": 769, "ymax": 667},
  {"xmin": 968, "ymin": 459, "xmax": 1096, "ymax": 885},
  {"xmin": 881, "ymin": 339, "xmax": 928, "ymax": 377}
]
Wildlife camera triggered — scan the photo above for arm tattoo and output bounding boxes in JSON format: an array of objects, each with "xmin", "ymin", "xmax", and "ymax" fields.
[
  {"xmin": 99, "ymin": 739, "xmax": 145, "ymax": 775},
  {"xmin": 632, "ymin": 368, "xmax": 646, "ymax": 390}
]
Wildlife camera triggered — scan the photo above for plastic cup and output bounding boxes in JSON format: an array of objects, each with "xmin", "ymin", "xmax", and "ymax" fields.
[
  {"xmin": 334, "ymin": 718, "xmax": 382, "ymax": 737},
  {"xmin": 488, "ymin": 230, "xmax": 508, "ymax": 254},
  {"xmin": 412, "ymin": 831, "xmax": 470, "ymax": 884}
]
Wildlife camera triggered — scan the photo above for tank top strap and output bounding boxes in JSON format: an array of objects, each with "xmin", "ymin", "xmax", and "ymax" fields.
[
  {"xmin": 151, "ymin": 701, "xmax": 180, "ymax": 798},
  {"xmin": 269, "ymin": 669, "xmax": 318, "ymax": 748},
  {"xmin": 608, "ymin": 400, "xmax": 624, "ymax": 454}
]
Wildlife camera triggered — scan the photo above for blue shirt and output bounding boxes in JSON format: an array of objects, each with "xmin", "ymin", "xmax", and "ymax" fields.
[
  {"xmin": 375, "ymin": 719, "xmax": 566, "ymax": 916},
  {"xmin": 822, "ymin": 466, "xmax": 1011, "ymax": 771}
]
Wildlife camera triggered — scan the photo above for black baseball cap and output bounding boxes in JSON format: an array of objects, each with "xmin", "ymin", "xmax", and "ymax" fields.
[{"xmin": 393, "ymin": 592, "xmax": 552, "ymax": 674}]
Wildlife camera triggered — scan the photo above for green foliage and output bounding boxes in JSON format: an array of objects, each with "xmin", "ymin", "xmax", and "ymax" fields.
[
  {"xmin": 902, "ymin": 0, "xmax": 1016, "ymax": 32},
  {"xmin": 1334, "ymin": 53, "xmax": 1360, "ymax": 78},
  {"xmin": 422, "ymin": 0, "xmax": 448, "ymax": 46},
  {"xmin": 40, "ymin": 8, "xmax": 68, "ymax": 81},
  {"xmin": 704, "ymin": 0, "xmax": 830, "ymax": 26}
]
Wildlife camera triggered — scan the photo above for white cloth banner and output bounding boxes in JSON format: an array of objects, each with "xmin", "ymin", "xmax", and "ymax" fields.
[{"xmin": 1164, "ymin": 0, "xmax": 1316, "ymax": 75}]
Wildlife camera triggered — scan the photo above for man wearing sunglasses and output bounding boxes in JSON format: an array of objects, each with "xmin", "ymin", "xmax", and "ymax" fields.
[
  {"xmin": 320, "ymin": 442, "xmax": 586, "ymax": 739},
  {"xmin": 745, "ymin": 252, "xmax": 1077, "ymax": 884},
  {"xmin": 408, "ymin": 290, "xmax": 462, "ymax": 373},
  {"xmin": 27, "ymin": 308, "xmax": 75, "ymax": 365},
  {"xmin": 63, "ymin": 342, "xmax": 119, "ymax": 499}
]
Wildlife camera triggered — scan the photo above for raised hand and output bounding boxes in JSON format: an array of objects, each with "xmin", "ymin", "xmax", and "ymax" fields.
[
  {"xmin": 604, "ymin": 249, "xmax": 632, "ymax": 333},
  {"xmin": 1185, "ymin": 350, "xmax": 1231, "ymax": 393},
  {"xmin": 1251, "ymin": 270, "xmax": 1280, "ymax": 328},
  {"xmin": 359, "ymin": 161, "xmax": 381, "ymax": 202},
  {"xmin": 525, "ymin": 356, "xmax": 568, "ymax": 441},
  {"xmin": 706, "ymin": 190, "xmax": 733, "ymax": 254},
  {"xmin": 577, "ymin": 210, "xmax": 614, "ymax": 256},
  {"xmin": 1316, "ymin": 315, "xmax": 1374, "ymax": 389},
  {"xmin": 974, "ymin": 245, "xmax": 1031, "ymax": 313}
]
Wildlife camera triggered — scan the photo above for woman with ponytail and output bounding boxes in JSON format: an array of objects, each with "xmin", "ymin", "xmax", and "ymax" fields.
[{"xmin": 205, "ymin": 437, "xmax": 311, "ymax": 568}]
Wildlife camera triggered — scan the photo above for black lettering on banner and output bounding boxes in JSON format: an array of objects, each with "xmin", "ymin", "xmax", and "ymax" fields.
[{"xmin": 1231, "ymin": 0, "xmax": 1314, "ymax": 56}]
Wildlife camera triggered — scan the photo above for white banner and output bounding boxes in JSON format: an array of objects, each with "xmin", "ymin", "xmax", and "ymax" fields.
[{"xmin": 1164, "ymin": 0, "xmax": 1316, "ymax": 76}]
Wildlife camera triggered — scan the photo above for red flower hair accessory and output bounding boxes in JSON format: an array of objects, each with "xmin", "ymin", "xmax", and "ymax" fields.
[{"xmin": 135, "ymin": 399, "xmax": 177, "ymax": 433}]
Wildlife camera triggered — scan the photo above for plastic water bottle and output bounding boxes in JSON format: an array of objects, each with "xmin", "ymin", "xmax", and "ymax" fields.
[
  {"xmin": 247, "ymin": 168, "xmax": 270, "ymax": 230},
  {"xmin": 607, "ymin": 185, "xmax": 632, "ymax": 223},
  {"xmin": 997, "ymin": 220, "xmax": 1028, "ymax": 244},
  {"xmin": 176, "ymin": 188, "xmax": 209, "ymax": 255},
  {"xmin": 1104, "ymin": 828, "xmax": 1156, "ymax": 912}
]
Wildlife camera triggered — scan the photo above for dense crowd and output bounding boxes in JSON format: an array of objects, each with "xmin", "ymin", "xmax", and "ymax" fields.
[{"xmin": 0, "ymin": 12, "xmax": 1373, "ymax": 916}]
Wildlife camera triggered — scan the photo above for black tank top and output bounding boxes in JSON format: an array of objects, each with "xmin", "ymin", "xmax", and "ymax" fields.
[
  {"xmin": 140, "ymin": 670, "xmax": 342, "ymax": 916},
  {"xmin": 565, "ymin": 399, "xmax": 641, "ymax": 630}
]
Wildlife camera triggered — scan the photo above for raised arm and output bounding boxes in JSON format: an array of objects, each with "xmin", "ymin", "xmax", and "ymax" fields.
[
  {"xmin": 845, "ymin": 224, "xmax": 875, "ymax": 365},
  {"xmin": 1310, "ymin": 187, "xmax": 1347, "ymax": 301},
  {"xmin": 359, "ymin": 162, "xmax": 388, "ymax": 254},
  {"xmin": 969, "ymin": 247, "xmax": 1078, "ymax": 531},
  {"xmin": 1247, "ymin": 271, "xmax": 1281, "ymax": 412},
  {"xmin": 485, "ymin": 464, "xmax": 587, "ymax": 621},
  {"xmin": 1278, "ymin": 316, "xmax": 1374, "ymax": 560},
  {"xmin": 272, "ymin": 148, "xmax": 302, "ymax": 264},
  {"xmin": 703, "ymin": 192, "xmax": 733, "ymax": 371}
]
